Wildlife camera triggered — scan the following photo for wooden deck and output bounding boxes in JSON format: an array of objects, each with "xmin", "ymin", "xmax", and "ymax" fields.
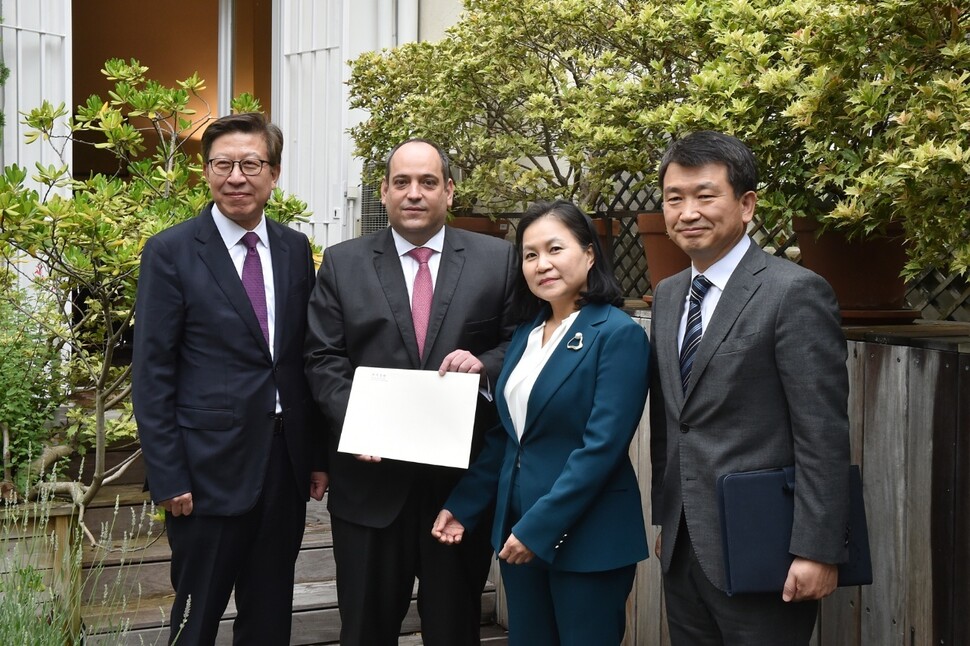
[
  {"xmin": 74, "ymin": 480, "xmax": 506, "ymax": 645},
  {"xmin": 30, "ymin": 314, "xmax": 970, "ymax": 644}
]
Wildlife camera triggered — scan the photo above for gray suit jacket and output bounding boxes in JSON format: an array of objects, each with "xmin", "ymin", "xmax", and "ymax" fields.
[
  {"xmin": 650, "ymin": 241, "xmax": 851, "ymax": 591},
  {"xmin": 304, "ymin": 226, "xmax": 517, "ymax": 528}
]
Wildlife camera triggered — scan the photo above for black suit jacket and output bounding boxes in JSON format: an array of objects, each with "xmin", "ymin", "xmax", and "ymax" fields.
[
  {"xmin": 304, "ymin": 226, "xmax": 517, "ymax": 528},
  {"xmin": 132, "ymin": 204, "xmax": 324, "ymax": 516}
]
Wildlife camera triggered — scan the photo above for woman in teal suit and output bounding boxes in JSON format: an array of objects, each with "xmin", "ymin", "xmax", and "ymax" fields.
[{"xmin": 433, "ymin": 200, "xmax": 650, "ymax": 645}]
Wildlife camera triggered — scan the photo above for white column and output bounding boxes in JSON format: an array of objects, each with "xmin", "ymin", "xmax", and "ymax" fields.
[{"xmin": 217, "ymin": 0, "xmax": 235, "ymax": 116}]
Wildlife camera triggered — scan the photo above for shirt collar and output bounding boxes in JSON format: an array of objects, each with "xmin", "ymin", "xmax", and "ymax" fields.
[
  {"xmin": 391, "ymin": 225, "xmax": 445, "ymax": 257},
  {"xmin": 692, "ymin": 235, "xmax": 750, "ymax": 291},
  {"xmin": 211, "ymin": 203, "xmax": 269, "ymax": 249}
]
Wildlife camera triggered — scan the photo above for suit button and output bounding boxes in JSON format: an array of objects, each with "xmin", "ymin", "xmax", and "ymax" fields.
[{"xmin": 680, "ymin": 424, "xmax": 689, "ymax": 434}]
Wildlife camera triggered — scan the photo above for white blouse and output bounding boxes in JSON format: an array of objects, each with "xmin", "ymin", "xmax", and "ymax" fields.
[{"xmin": 503, "ymin": 310, "xmax": 581, "ymax": 440}]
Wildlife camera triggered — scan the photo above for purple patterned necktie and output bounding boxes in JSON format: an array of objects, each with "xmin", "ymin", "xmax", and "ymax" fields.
[
  {"xmin": 241, "ymin": 232, "xmax": 269, "ymax": 344},
  {"xmin": 407, "ymin": 247, "xmax": 434, "ymax": 359}
]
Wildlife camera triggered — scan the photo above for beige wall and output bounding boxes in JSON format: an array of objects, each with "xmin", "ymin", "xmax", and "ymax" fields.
[
  {"xmin": 419, "ymin": 0, "xmax": 463, "ymax": 41},
  {"xmin": 72, "ymin": 0, "xmax": 270, "ymax": 177}
]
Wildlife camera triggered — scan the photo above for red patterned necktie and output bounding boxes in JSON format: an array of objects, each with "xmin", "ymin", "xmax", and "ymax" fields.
[
  {"xmin": 241, "ymin": 232, "xmax": 269, "ymax": 345},
  {"xmin": 407, "ymin": 247, "xmax": 434, "ymax": 359}
]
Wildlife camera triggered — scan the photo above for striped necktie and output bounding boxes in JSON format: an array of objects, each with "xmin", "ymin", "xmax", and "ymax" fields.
[{"xmin": 679, "ymin": 274, "xmax": 713, "ymax": 392}]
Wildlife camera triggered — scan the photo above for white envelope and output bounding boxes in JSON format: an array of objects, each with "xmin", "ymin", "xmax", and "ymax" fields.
[{"xmin": 338, "ymin": 366, "xmax": 481, "ymax": 468}]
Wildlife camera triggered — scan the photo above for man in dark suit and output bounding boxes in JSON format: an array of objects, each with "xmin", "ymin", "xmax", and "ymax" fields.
[
  {"xmin": 649, "ymin": 130, "xmax": 851, "ymax": 645},
  {"xmin": 132, "ymin": 112, "xmax": 327, "ymax": 645},
  {"xmin": 304, "ymin": 138, "xmax": 517, "ymax": 645}
]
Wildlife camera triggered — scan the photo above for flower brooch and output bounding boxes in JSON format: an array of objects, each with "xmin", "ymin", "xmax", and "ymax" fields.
[{"xmin": 566, "ymin": 332, "xmax": 583, "ymax": 351}]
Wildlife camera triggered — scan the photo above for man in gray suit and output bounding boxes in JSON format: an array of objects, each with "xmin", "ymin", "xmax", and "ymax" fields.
[
  {"xmin": 649, "ymin": 130, "xmax": 851, "ymax": 645},
  {"xmin": 304, "ymin": 139, "xmax": 517, "ymax": 645}
]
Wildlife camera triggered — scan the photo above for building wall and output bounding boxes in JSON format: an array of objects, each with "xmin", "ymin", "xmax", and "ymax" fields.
[
  {"xmin": 71, "ymin": 0, "xmax": 273, "ymax": 179},
  {"xmin": 419, "ymin": 0, "xmax": 462, "ymax": 42},
  {"xmin": 0, "ymin": 0, "xmax": 72, "ymax": 290}
]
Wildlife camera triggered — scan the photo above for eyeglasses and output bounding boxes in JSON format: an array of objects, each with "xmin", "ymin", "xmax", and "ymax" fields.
[{"xmin": 207, "ymin": 158, "xmax": 272, "ymax": 176}]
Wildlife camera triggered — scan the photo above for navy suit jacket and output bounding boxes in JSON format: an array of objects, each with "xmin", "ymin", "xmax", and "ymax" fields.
[
  {"xmin": 132, "ymin": 204, "xmax": 324, "ymax": 516},
  {"xmin": 445, "ymin": 303, "xmax": 650, "ymax": 572},
  {"xmin": 650, "ymin": 242, "xmax": 850, "ymax": 591},
  {"xmin": 304, "ymin": 226, "xmax": 517, "ymax": 528}
]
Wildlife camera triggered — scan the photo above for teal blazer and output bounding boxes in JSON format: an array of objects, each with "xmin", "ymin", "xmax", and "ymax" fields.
[{"xmin": 445, "ymin": 302, "xmax": 650, "ymax": 572}]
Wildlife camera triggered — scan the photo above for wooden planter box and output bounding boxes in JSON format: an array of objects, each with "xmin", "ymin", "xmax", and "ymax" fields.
[{"xmin": 1, "ymin": 499, "xmax": 81, "ymax": 635}]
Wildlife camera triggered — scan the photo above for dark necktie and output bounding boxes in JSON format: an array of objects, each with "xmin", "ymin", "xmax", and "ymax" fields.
[
  {"xmin": 407, "ymin": 247, "xmax": 434, "ymax": 359},
  {"xmin": 679, "ymin": 274, "xmax": 713, "ymax": 392},
  {"xmin": 241, "ymin": 232, "xmax": 269, "ymax": 345}
]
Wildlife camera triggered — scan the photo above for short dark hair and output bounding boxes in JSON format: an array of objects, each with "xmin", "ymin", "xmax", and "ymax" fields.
[
  {"xmin": 658, "ymin": 130, "xmax": 758, "ymax": 198},
  {"xmin": 201, "ymin": 112, "xmax": 283, "ymax": 167},
  {"xmin": 383, "ymin": 138, "xmax": 452, "ymax": 182},
  {"xmin": 511, "ymin": 200, "xmax": 623, "ymax": 321}
]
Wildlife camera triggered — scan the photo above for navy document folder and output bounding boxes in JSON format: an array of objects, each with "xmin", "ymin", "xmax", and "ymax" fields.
[{"xmin": 716, "ymin": 464, "xmax": 873, "ymax": 595}]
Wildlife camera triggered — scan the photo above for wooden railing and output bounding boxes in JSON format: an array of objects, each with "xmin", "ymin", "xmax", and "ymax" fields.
[{"xmin": 625, "ymin": 305, "xmax": 970, "ymax": 645}]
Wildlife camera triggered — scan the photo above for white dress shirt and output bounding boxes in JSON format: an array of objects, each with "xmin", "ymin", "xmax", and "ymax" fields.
[
  {"xmin": 391, "ymin": 226, "xmax": 446, "ymax": 300},
  {"xmin": 504, "ymin": 310, "xmax": 581, "ymax": 440},
  {"xmin": 678, "ymin": 235, "xmax": 751, "ymax": 353}
]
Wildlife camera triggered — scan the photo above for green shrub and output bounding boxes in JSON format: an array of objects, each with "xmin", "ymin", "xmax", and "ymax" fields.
[
  {"xmin": 0, "ymin": 286, "xmax": 67, "ymax": 492},
  {"xmin": 348, "ymin": 0, "xmax": 969, "ymax": 276}
]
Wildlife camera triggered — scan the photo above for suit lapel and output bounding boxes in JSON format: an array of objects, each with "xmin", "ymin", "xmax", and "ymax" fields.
[
  {"xmin": 494, "ymin": 315, "xmax": 535, "ymax": 444},
  {"xmin": 659, "ymin": 270, "xmax": 691, "ymax": 410},
  {"xmin": 195, "ymin": 206, "xmax": 273, "ymax": 361},
  {"xmin": 266, "ymin": 218, "xmax": 290, "ymax": 362},
  {"xmin": 521, "ymin": 304, "xmax": 606, "ymax": 438},
  {"xmin": 686, "ymin": 244, "xmax": 765, "ymax": 398},
  {"xmin": 373, "ymin": 230, "xmax": 422, "ymax": 367}
]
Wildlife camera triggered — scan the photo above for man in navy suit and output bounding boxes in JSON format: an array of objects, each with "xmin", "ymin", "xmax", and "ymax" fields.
[
  {"xmin": 649, "ymin": 130, "xmax": 851, "ymax": 645},
  {"xmin": 304, "ymin": 139, "xmax": 517, "ymax": 645},
  {"xmin": 133, "ymin": 112, "xmax": 328, "ymax": 645}
]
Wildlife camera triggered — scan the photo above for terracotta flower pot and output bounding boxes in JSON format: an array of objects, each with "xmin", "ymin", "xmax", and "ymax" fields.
[
  {"xmin": 449, "ymin": 215, "xmax": 510, "ymax": 240},
  {"xmin": 591, "ymin": 217, "xmax": 621, "ymax": 257},
  {"xmin": 793, "ymin": 216, "xmax": 917, "ymax": 322},
  {"xmin": 637, "ymin": 212, "xmax": 691, "ymax": 293}
]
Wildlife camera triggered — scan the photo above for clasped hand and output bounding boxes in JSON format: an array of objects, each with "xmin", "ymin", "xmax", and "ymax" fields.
[{"xmin": 432, "ymin": 510, "xmax": 534, "ymax": 564}]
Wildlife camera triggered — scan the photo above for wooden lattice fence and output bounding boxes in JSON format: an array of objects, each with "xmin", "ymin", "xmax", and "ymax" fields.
[{"xmin": 587, "ymin": 173, "xmax": 970, "ymax": 323}]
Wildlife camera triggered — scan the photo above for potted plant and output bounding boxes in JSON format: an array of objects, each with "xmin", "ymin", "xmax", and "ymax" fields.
[
  {"xmin": 449, "ymin": 213, "xmax": 511, "ymax": 240},
  {"xmin": 636, "ymin": 212, "xmax": 690, "ymax": 291},
  {"xmin": 349, "ymin": 0, "xmax": 968, "ymax": 313},
  {"xmin": 618, "ymin": 1, "xmax": 967, "ymax": 311},
  {"xmin": 347, "ymin": 0, "xmax": 663, "ymax": 219},
  {"xmin": 782, "ymin": 2, "xmax": 968, "ymax": 306}
]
